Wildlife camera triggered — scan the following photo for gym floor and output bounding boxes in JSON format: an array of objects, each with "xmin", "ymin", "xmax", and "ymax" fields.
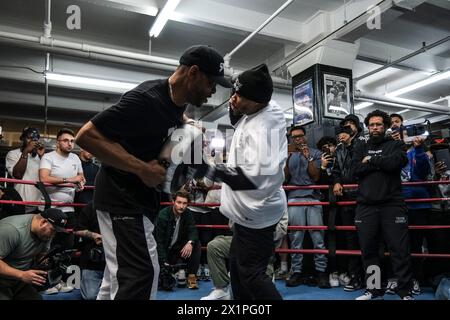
[{"xmin": 42, "ymin": 280, "xmax": 436, "ymax": 300}]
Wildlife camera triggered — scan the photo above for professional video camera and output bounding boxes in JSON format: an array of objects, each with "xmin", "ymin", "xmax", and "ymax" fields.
[
  {"xmin": 158, "ymin": 263, "xmax": 187, "ymax": 291},
  {"xmin": 32, "ymin": 245, "xmax": 76, "ymax": 290},
  {"xmin": 386, "ymin": 120, "xmax": 431, "ymax": 143}
]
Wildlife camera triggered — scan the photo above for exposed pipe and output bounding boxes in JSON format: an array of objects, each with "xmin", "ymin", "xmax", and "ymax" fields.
[
  {"xmin": 354, "ymin": 91, "xmax": 450, "ymax": 115},
  {"xmin": 0, "ymin": 31, "xmax": 292, "ymax": 88},
  {"xmin": 43, "ymin": 0, "xmax": 52, "ymax": 38},
  {"xmin": 224, "ymin": 0, "xmax": 295, "ymax": 68},
  {"xmin": 0, "ymin": 31, "xmax": 179, "ymax": 66},
  {"xmin": 44, "ymin": 53, "xmax": 50, "ymax": 136},
  {"xmin": 354, "ymin": 36, "xmax": 450, "ymax": 82}
]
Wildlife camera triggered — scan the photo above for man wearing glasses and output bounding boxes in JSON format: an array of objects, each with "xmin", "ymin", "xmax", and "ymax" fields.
[
  {"xmin": 285, "ymin": 125, "xmax": 330, "ymax": 289},
  {"xmin": 353, "ymin": 109, "xmax": 413, "ymax": 300}
]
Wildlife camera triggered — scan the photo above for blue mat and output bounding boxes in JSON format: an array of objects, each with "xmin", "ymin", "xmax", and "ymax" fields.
[
  {"xmin": 41, "ymin": 280, "xmax": 436, "ymax": 300},
  {"xmin": 158, "ymin": 280, "xmax": 436, "ymax": 300}
]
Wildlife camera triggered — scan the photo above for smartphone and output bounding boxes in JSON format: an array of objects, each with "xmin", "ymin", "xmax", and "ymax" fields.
[
  {"xmin": 433, "ymin": 149, "xmax": 450, "ymax": 168},
  {"xmin": 321, "ymin": 146, "xmax": 334, "ymax": 168}
]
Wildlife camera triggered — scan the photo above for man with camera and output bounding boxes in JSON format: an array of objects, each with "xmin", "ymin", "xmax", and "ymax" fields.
[
  {"xmin": 285, "ymin": 125, "xmax": 329, "ymax": 289},
  {"xmin": 0, "ymin": 208, "xmax": 67, "ymax": 300},
  {"xmin": 331, "ymin": 124, "xmax": 365, "ymax": 291},
  {"xmin": 5, "ymin": 127, "xmax": 45, "ymax": 214}
]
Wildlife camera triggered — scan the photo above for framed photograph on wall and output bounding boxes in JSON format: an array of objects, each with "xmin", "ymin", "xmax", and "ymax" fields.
[
  {"xmin": 323, "ymin": 73, "xmax": 351, "ymax": 119},
  {"xmin": 293, "ymin": 78, "xmax": 314, "ymax": 126}
]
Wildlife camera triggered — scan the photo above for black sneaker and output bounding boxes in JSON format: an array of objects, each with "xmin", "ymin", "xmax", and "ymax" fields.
[
  {"xmin": 305, "ymin": 275, "xmax": 318, "ymax": 287},
  {"xmin": 317, "ymin": 272, "xmax": 331, "ymax": 289},
  {"xmin": 344, "ymin": 275, "xmax": 362, "ymax": 292},
  {"xmin": 286, "ymin": 272, "xmax": 304, "ymax": 287},
  {"xmin": 385, "ymin": 278, "xmax": 398, "ymax": 295}
]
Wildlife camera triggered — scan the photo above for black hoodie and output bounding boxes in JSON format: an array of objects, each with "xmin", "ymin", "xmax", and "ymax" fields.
[{"xmin": 352, "ymin": 136, "xmax": 408, "ymax": 205}]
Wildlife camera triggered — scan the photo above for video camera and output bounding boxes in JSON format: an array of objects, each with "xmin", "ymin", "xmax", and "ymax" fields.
[
  {"xmin": 158, "ymin": 263, "xmax": 187, "ymax": 291},
  {"xmin": 32, "ymin": 245, "xmax": 76, "ymax": 290},
  {"xmin": 386, "ymin": 121, "xmax": 431, "ymax": 143}
]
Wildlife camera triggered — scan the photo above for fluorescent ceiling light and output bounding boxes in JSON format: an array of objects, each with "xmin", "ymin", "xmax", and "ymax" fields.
[
  {"xmin": 149, "ymin": 0, "xmax": 181, "ymax": 38},
  {"xmin": 45, "ymin": 72, "xmax": 138, "ymax": 92},
  {"xmin": 397, "ymin": 109, "xmax": 410, "ymax": 114},
  {"xmin": 387, "ymin": 70, "xmax": 450, "ymax": 97},
  {"xmin": 354, "ymin": 102, "xmax": 373, "ymax": 110}
]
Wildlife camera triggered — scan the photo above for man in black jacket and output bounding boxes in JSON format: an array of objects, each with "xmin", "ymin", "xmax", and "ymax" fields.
[
  {"xmin": 331, "ymin": 124, "xmax": 364, "ymax": 291},
  {"xmin": 353, "ymin": 109, "xmax": 413, "ymax": 300}
]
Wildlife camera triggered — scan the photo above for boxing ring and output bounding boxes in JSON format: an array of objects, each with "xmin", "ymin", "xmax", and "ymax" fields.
[
  {"xmin": 2, "ymin": 177, "xmax": 450, "ymax": 259},
  {"xmin": 1, "ymin": 177, "xmax": 449, "ymax": 300}
]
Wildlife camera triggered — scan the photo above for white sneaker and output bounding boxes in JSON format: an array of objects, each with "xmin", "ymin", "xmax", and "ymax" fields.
[
  {"xmin": 339, "ymin": 273, "xmax": 350, "ymax": 286},
  {"xmin": 42, "ymin": 286, "xmax": 59, "ymax": 295},
  {"xmin": 57, "ymin": 281, "xmax": 74, "ymax": 293},
  {"xmin": 201, "ymin": 287, "xmax": 231, "ymax": 300},
  {"xmin": 329, "ymin": 272, "xmax": 340, "ymax": 287},
  {"xmin": 355, "ymin": 291, "xmax": 384, "ymax": 300}
]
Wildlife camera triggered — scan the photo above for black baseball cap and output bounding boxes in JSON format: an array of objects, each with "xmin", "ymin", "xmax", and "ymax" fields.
[
  {"xmin": 41, "ymin": 208, "xmax": 68, "ymax": 232},
  {"xmin": 179, "ymin": 45, "xmax": 232, "ymax": 88}
]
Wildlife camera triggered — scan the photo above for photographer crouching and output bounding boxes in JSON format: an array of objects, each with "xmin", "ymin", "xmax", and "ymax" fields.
[{"xmin": 0, "ymin": 208, "xmax": 68, "ymax": 300}]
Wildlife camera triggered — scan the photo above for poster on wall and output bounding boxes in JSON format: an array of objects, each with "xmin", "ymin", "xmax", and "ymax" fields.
[
  {"xmin": 323, "ymin": 73, "xmax": 350, "ymax": 119},
  {"xmin": 293, "ymin": 78, "xmax": 314, "ymax": 126}
]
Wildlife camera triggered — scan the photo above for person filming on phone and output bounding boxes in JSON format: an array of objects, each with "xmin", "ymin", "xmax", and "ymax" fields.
[
  {"xmin": 330, "ymin": 124, "xmax": 365, "ymax": 291},
  {"xmin": 285, "ymin": 126, "xmax": 329, "ymax": 289},
  {"xmin": 389, "ymin": 113, "xmax": 431, "ymax": 295},
  {"xmin": 6, "ymin": 127, "xmax": 46, "ymax": 214}
]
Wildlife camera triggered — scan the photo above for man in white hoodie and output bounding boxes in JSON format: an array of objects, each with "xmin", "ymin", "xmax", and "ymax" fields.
[{"xmin": 219, "ymin": 64, "xmax": 287, "ymax": 300}]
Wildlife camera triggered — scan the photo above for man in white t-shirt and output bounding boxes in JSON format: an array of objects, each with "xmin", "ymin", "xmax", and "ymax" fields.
[
  {"xmin": 219, "ymin": 64, "xmax": 287, "ymax": 300},
  {"xmin": 5, "ymin": 127, "xmax": 45, "ymax": 213},
  {"xmin": 39, "ymin": 128, "xmax": 85, "ymax": 214}
]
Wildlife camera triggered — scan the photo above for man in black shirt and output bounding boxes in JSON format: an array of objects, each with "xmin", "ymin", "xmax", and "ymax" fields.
[
  {"xmin": 76, "ymin": 45, "xmax": 231, "ymax": 300},
  {"xmin": 75, "ymin": 149, "xmax": 100, "ymax": 205},
  {"xmin": 353, "ymin": 109, "xmax": 413, "ymax": 300}
]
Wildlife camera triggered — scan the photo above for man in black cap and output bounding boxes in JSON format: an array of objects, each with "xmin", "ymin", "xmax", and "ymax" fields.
[
  {"xmin": 75, "ymin": 45, "xmax": 231, "ymax": 300},
  {"xmin": 0, "ymin": 208, "xmax": 67, "ymax": 300},
  {"xmin": 340, "ymin": 114, "xmax": 366, "ymax": 142},
  {"xmin": 5, "ymin": 127, "xmax": 45, "ymax": 213},
  {"xmin": 330, "ymin": 124, "xmax": 365, "ymax": 291},
  {"xmin": 218, "ymin": 64, "xmax": 287, "ymax": 300}
]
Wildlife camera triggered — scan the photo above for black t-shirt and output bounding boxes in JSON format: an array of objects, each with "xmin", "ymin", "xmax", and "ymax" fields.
[
  {"xmin": 91, "ymin": 79, "xmax": 185, "ymax": 215},
  {"xmin": 75, "ymin": 161, "xmax": 100, "ymax": 205}
]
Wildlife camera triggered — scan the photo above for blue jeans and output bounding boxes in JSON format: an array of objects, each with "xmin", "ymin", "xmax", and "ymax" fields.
[
  {"xmin": 81, "ymin": 269, "xmax": 104, "ymax": 300},
  {"xmin": 435, "ymin": 277, "xmax": 450, "ymax": 300},
  {"xmin": 288, "ymin": 197, "xmax": 327, "ymax": 273}
]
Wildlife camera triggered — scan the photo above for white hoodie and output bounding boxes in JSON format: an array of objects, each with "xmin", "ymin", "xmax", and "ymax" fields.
[{"xmin": 220, "ymin": 100, "xmax": 288, "ymax": 229}]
